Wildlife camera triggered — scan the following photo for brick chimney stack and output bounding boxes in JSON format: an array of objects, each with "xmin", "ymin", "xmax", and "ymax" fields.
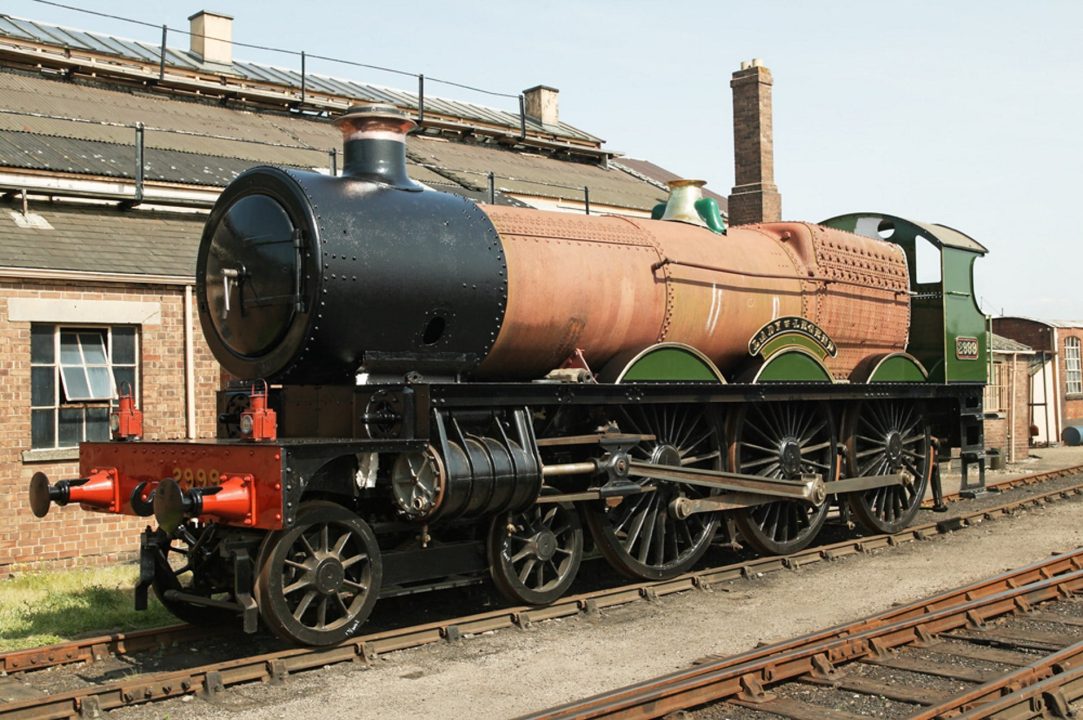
[{"xmin": 729, "ymin": 59, "xmax": 781, "ymax": 225}]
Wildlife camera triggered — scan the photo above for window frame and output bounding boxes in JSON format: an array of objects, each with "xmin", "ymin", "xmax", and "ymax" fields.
[
  {"xmin": 30, "ymin": 324, "xmax": 140, "ymax": 451},
  {"xmin": 984, "ymin": 359, "xmax": 1008, "ymax": 414},
  {"xmin": 1067, "ymin": 337, "xmax": 1082, "ymax": 396}
]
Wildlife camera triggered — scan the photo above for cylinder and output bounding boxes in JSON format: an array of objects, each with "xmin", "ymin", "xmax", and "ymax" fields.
[{"xmin": 1063, "ymin": 426, "xmax": 1083, "ymax": 446}]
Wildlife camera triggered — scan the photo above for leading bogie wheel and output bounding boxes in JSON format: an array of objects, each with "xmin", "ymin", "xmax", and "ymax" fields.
[
  {"xmin": 844, "ymin": 400, "xmax": 932, "ymax": 534},
  {"xmin": 488, "ymin": 501, "xmax": 583, "ymax": 605},
  {"xmin": 255, "ymin": 501, "xmax": 381, "ymax": 646},
  {"xmin": 728, "ymin": 401, "xmax": 836, "ymax": 555},
  {"xmin": 583, "ymin": 404, "xmax": 721, "ymax": 581},
  {"xmin": 151, "ymin": 524, "xmax": 236, "ymax": 625}
]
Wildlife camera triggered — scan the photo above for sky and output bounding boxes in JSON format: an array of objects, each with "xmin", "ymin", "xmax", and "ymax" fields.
[{"xmin": 5, "ymin": 0, "xmax": 1082, "ymax": 319}]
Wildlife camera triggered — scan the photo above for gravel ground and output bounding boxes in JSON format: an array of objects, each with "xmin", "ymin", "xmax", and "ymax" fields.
[{"xmin": 105, "ymin": 486, "xmax": 1083, "ymax": 720}]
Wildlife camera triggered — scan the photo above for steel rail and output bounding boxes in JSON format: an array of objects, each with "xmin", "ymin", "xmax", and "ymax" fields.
[
  {"xmin": 950, "ymin": 663, "xmax": 1083, "ymax": 719},
  {"xmin": 4, "ymin": 463, "xmax": 1080, "ymax": 679},
  {"xmin": 0, "ymin": 623, "xmax": 207, "ymax": 675},
  {"xmin": 922, "ymin": 463, "xmax": 1083, "ymax": 508},
  {"xmin": 911, "ymin": 638, "xmax": 1083, "ymax": 719},
  {"xmin": 520, "ymin": 560, "xmax": 1083, "ymax": 720},
  {"xmin": 1, "ymin": 465, "xmax": 1081, "ymax": 719}
]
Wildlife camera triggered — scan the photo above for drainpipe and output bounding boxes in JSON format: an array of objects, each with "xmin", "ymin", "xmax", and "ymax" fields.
[
  {"xmin": 1052, "ymin": 328, "xmax": 1063, "ymax": 443},
  {"xmin": 1008, "ymin": 352, "xmax": 1016, "ymax": 463},
  {"xmin": 184, "ymin": 284, "xmax": 196, "ymax": 439}
]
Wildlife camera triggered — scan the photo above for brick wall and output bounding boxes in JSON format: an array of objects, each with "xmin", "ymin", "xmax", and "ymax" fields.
[
  {"xmin": 0, "ymin": 279, "xmax": 220, "ymax": 574},
  {"xmin": 1060, "ymin": 327, "xmax": 1083, "ymax": 425},
  {"xmin": 729, "ymin": 62, "xmax": 782, "ymax": 226},
  {"xmin": 993, "ymin": 319, "xmax": 1083, "ymax": 439},
  {"xmin": 983, "ymin": 353, "xmax": 1032, "ymax": 462},
  {"xmin": 992, "ymin": 318, "xmax": 1053, "ymax": 353}
]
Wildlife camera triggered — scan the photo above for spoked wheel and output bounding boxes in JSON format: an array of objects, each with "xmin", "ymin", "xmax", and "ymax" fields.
[
  {"xmin": 584, "ymin": 404, "xmax": 722, "ymax": 581},
  {"xmin": 150, "ymin": 524, "xmax": 236, "ymax": 625},
  {"xmin": 255, "ymin": 501, "xmax": 382, "ymax": 646},
  {"xmin": 844, "ymin": 400, "xmax": 932, "ymax": 534},
  {"xmin": 727, "ymin": 402, "xmax": 836, "ymax": 555},
  {"xmin": 488, "ymin": 502, "xmax": 583, "ymax": 605}
]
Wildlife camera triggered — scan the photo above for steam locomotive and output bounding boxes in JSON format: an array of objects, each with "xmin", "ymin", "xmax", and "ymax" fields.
[{"xmin": 28, "ymin": 105, "xmax": 989, "ymax": 646}]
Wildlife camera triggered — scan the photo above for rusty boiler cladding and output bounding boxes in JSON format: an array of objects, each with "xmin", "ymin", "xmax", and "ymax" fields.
[{"xmin": 197, "ymin": 104, "xmax": 910, "ymax": 385}]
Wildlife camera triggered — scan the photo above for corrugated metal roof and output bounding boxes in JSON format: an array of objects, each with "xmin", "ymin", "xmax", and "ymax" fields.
[
  {"xmin": 0, "ymin": 202, "xmax": 203, "ymax": 276},
  {"xmin": 0, "ymin": 14, "xmax": 601, "ymax": 144},
  {"xmin": 996, "ymin": 316, "xmax": 1083, "ymax": 330},
  {"xmin": 0, "ymin": 68, "xmax": 664, "ymax": 209},
  {"xmin": 0, "ymin": 130, "xmax": 272, "ymax": 186},
  {"xmin": 614, "ymin": 158, "xmax": 728, "ymax": 211},
  {"xmin": 409, "ymin": 137, "xmax": 668, "ymax": 211},
  {"xmin": 990, "ymin": 332, "xmax": 1034, "ymax": 353},
  {"xmin": 0, "ymin": 69, "xmax": 332, "ymax": 165},
  {"xmin": 0, "ymin": 181, "xmax": 525, "ymax": 278}
]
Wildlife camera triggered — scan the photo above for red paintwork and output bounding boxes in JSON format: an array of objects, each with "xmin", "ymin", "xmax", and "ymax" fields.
[
  {"xmin": 79, "ymin": 441, "xmax": 285, "ymax": 530},
  {"xmin": 112, "ymin": 392, "xmax": 143, "ymax": 440},
  {"xmin": 200, "ymin": 474, "xmax": 259, "ymax": 526},
  {"xmin": 242, "ymin": 386, "xmax": 278, "ymax": 442},
  {"xmin": 67, "ymin": 467, "xmax": 121, "ymax": 513}
]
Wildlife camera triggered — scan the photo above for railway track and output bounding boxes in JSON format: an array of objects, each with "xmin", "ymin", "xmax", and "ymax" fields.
[
  {"xmin": 523, "ymin": 550, "xmax": 1083, "ymax": 720},
  {"xmin": 1, "ymin": 464, "xmax": 1082, "ymax": 719}
]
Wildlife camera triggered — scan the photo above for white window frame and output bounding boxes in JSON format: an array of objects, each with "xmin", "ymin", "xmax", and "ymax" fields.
[
  {"xmin": 1067, "ymin": 337, "xmax": 1082, "ymax": 396},
  {"xmin": 984, "ymin": 360, "xmax": 1007, "ymax": 413},
  {"xmin": 30, "ymin": 324, "xmax": 140, "ymax": 450}
]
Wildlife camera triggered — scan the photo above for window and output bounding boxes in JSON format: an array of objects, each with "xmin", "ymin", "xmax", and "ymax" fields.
[
  {"xmin": 984, "ymin": 360, "xmax": 1007, "ymax": 413},
  {"xmin": 1067, "ymin": 337, "xmax": 1082, "ymax": 396},
  {"xmin": 30, "ymin": 325, "xmax": 139, "ymax": 449}
]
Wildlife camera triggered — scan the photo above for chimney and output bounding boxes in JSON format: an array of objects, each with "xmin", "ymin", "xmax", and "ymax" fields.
[
  {"xmin": 523, "ymin": 85, "xmax": 559, "ymax": 127},
  {"xmin": 333, "ymin": 104, "xmax": 420, "ymax": 191},
  {"xmin": 729, "ymin": 59, "xmax": 781, "ymax": 225},
  {"xmin": 188, "ymin": 10, "xmax": 234, "ymax": 65}
]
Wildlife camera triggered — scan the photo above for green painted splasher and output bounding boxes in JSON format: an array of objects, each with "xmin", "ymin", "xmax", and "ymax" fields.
[{"xmin": 695, "ymin": 197, "xmax": 726, "ymax": 235}]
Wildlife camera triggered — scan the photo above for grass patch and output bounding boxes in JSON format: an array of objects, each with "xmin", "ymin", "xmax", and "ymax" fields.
[{"xmin": 0, "ymin": 564, "xmax": 176, "ymax": 651}]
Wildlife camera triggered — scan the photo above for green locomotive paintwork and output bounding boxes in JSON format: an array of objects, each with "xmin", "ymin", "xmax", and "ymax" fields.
[
  {"xmin": 754, "ymin": 349, "xmax": 833, "ymax": 383},
  {"xmin": 616, "ymin": 344, "xmax": 725, "ymax": 382},
  {"xmin": 867, "ymin": 354, "xmax": 928, "ymax": 383},
  {"xmin": 821, "ymin": 213, "xmax": 988, "ymax": 385}
]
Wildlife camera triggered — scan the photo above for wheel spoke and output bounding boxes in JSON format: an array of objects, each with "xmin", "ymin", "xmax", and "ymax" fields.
[
  {"xmin": 332, "ymin": 530, "xmax": 351, "ymax": 557},
  {"xmin": 292, "ymin": 589, "xmax": 317, "ymax": 621},
  {"xmin": 680, "ymin": 450, "xmax": 721, "ymax": 466},
  {"xmin": 283, "ymin": 576, "xmax": 312, "ymax": 595},
  {"xmin": 341, "ymin": 552, "xmax": 368, "ymax": 569},
  {"xmin": 517, "ymin": 558, "xmax": 537, "ymax": 584}
]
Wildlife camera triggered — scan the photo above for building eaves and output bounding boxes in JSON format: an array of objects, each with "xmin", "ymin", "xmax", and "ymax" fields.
[{"xmin": 0, "ymin": 201, "xmax": 204, "ymax": 277}]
